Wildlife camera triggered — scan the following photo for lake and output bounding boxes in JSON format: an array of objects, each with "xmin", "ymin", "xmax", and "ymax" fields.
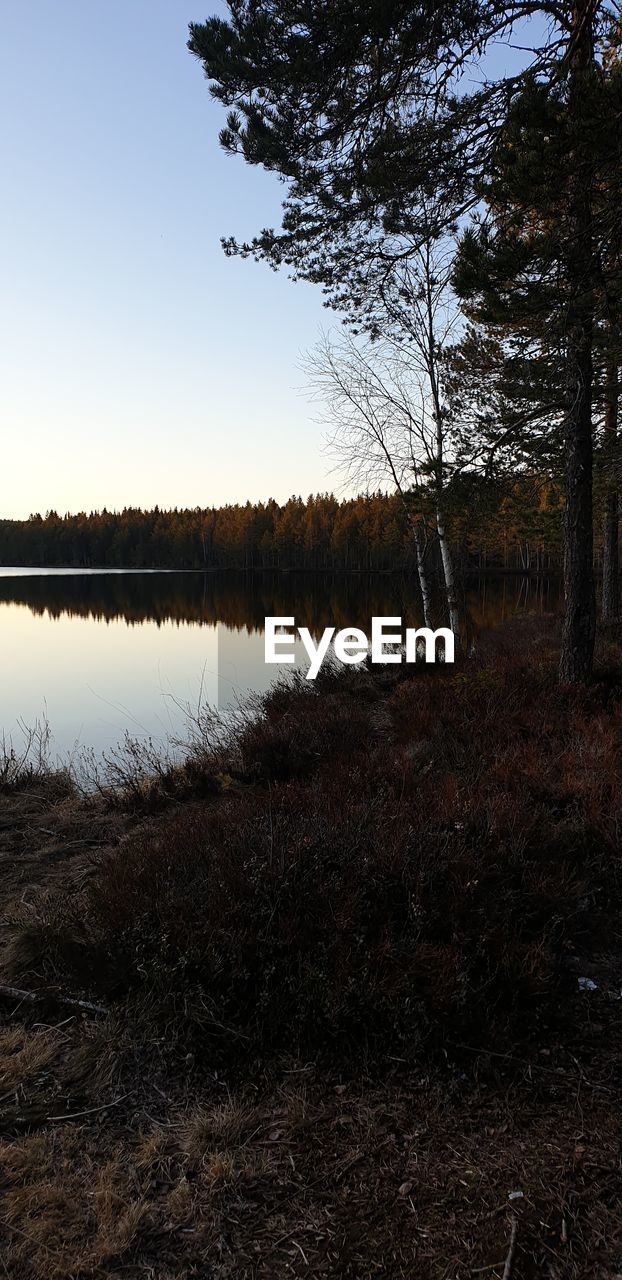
[{"xmin": 0, "ymin": 568, "xmax": 561, "ymax": 771}]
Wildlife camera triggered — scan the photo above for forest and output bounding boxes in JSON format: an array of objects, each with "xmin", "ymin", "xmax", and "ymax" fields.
[{"xmin": 0, "ymin": 480, "xmax": 567, "ymax": 573}]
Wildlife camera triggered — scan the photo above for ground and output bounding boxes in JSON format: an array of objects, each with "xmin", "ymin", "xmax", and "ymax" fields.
[{"xmin": 2, "ymin": 990, "xmax": 621, "ymax": 1278}]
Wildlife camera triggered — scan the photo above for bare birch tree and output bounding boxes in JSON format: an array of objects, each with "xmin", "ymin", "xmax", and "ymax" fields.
[{"xmin": 306, "ymin": 234, "xmax": 462, "ymax": 637}]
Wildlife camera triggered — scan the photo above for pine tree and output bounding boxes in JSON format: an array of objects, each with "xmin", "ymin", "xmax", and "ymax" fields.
[
  {"xmin": 451, "ymin": 55, "xmax": 622, "ymax": 630},
  {"xmin": 189, "ymin": 0, "xmax": 621, "ymax": 680}
]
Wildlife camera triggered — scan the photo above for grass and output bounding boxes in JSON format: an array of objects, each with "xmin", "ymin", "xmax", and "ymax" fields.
[
  {"xmin": 1, "ymin": 1020, "xmax": 621, "ymax": 1278},
  {"xmin": 1, "ymin": 615, "xmax": 622, "ymax": 1276},
  {"xmin": 0, "ymin": 718, "xmax": 71, "ymax": 796}
]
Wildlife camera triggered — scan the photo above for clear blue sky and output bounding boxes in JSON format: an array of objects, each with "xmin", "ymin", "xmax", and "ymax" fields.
[
  {"xmin": 0, "ymin": 5, "xmax": 539, "ymax": 522},
  {"xmin": 0, "ymin": 1, "xmax": 333, "ymax": 519}
]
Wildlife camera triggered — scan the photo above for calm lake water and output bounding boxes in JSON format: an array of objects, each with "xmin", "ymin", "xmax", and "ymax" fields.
[{"xmin": 0, "ymin": 569, "xmax": 561, "ymax": 769}]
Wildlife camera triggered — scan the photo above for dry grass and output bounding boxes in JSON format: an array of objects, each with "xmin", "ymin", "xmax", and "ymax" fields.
[
  {"xmin": 0, "ymin": 1025, "xmax": 65, "ymax": 1091},
  {"xmin": 1, "ymin": 1022, "xmax": 622, "ymax": 1278}
]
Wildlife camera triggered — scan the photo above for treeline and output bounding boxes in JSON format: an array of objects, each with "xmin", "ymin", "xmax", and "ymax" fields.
[{"xmin": 0, "ymin": 484, "xmax": 567, "ymax": 573}]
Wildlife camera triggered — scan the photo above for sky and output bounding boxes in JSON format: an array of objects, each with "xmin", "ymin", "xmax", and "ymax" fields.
[
  {"xmin": 0, "ymin": 1, "xmax": 334, "ymax": 519},
  {"xmin": 0, "ymin": 4, "xmax": 542, "ymax": 522}
]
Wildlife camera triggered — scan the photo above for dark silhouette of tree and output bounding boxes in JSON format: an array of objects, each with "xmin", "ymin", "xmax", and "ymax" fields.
[
  {"xmin": 188, "ymin": 0, "xmax": 621, "ymax": 680},
  {"xmin": 451, "ymin": 56, "xmax": 622, "ymax": 629}
]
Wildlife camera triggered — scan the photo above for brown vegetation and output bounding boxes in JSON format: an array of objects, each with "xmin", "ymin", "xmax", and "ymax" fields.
[
  {"xmin": 1, "ymin": 617, "xmax": 622, "ymax": 1276},
  {"xmin": 8, "ymin": 616, "xmax": 622, "ymax": 1060}
]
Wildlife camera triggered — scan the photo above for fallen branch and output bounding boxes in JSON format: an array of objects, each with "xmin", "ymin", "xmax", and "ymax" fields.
[
  {"xmin": 0, "ymin": 983, "xmax": 106, "ymax": 1017},
  {"xmin": 502, "ymin": 1215, "xmax": 519, "ymax": 1280}
]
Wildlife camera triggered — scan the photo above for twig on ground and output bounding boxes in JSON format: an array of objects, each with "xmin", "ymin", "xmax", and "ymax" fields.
[
  {"xmin": 46, "ymin": 1093, "xmax": 130, "ymax": 1121},
  {"xmin": 502, "ymin": 1215, "xmax": 519, "ymax": 1280},
  {"xmin": 0, "ymin": 983, "xmax": 106, "ymax": 1017}
]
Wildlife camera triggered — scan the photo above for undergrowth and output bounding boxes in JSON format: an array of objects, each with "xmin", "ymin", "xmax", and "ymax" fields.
[{"xmin": 6, "ymin": 616, "xmax": 622, "ymax": 1066}]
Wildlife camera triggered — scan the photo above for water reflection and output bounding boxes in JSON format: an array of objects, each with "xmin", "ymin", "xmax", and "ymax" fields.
[
  {"xmin": 0, "ymin": 569, "xmax": 561, "ymax": 632},
  {"xmin": 0, "ymin": 569, "xmax": 561, "ymax": 764}
]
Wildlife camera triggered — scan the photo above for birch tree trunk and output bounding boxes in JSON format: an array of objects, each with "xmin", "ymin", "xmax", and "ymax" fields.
[
  {"xmin": 423, "ymin": 242, "xmax": 462, "ymax": 645},
  {"xmin": 412, "ymin": 517, "xmax": 433, "ymax": 628},
  {"xmin": 437, "ymin": 511, "xmax": 461, "ymax": 637}
]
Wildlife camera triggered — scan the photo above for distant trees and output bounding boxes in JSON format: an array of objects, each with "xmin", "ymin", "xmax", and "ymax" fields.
[
  {"xmin": 189, "ymin": 0, "xmax": 622, "ymax": 681},
  {"xmin": 0, "ymin": 488, "xmax": 570, "ymax": 575},
  {"xmin": 0, "ymin": 499, "xmax": 411, "ymax": 573}
]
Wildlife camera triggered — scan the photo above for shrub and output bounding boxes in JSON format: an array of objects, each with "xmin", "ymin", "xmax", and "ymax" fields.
[{"xmin": 9, "ymin": 621, "xmax": 622, "ymax": 1065}]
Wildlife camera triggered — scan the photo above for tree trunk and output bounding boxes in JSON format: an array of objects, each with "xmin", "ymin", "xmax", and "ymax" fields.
[
  {"xmin": 424, "ymin": 254, "xmax": 461, "ymax": 643},
  {"xmin": 412, "ymin": 517, "xmax": 433, "ymax": 627},
  {"xmin": 601, "ymin": 364, "xmax": 619, "ymax": 622},
  {"xmin": 558, "ymin": 0, "xmax": 596, "ymax": 684},
  {"xmin": 560, "ymin": 334, "xmax": 595, "ymax": 681},
  {"xmin": 437, "ymin": 510, "xmax": 461, "ymax": 637}
]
